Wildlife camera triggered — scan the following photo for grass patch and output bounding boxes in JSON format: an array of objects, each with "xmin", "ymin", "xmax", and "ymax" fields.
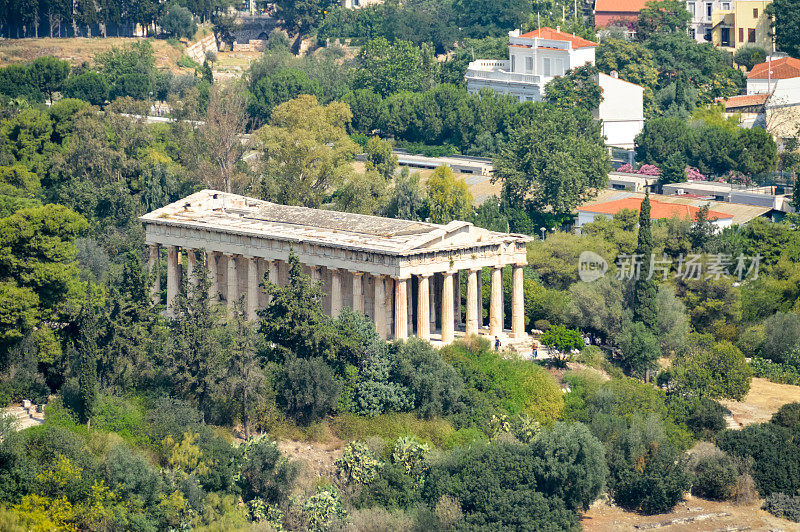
[{"xmin": 330, "ymin": 413, "xmax": 455, "ymax": 448}]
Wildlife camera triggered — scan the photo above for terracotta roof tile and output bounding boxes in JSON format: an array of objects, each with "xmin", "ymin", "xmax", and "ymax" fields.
[
  {"xmin": 577, "ymin": 197, "xmax": 733, "ymax": 220},
  {"xmin": 719, "ymin": 93, "xmax": 769, "ymax": 109},
  {"xmin": 517, "ymin": 27, "xmax": 598, "ymax": 48},
  {"xmin": 594, "ymin": 0, "xmax": 649, "ymax": 14},
  {"xmin": 748, "ymin": 57, "xmax": 800, "ymax": 80}
]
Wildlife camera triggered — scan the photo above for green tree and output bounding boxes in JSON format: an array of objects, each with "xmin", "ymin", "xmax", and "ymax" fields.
[
  {"xmin": 256, "ymin": 95, "xmax": 358, "ymax": 208},
  {"xmin": 62, "ymin": 72, "xmax": 109, "ymax": 106},
  {"xmin": 733, "ymin": 46, "xmax": 767, "ymax": 70},
  {"xmin": 73, "ymin": 295, "xmax": 99, "ymax": 424},
  {"xmin": 274, "ymin": 0, "xmax": 334, "ymax": 36},
  {"xmin": 248, "ymin": 68, "xmax": 320, "ymax": 123},
  {"xmin": 278, "ymin": 355, "xmax": 340, "ymax": 423},
  {"xmin": 495, "ymin": 106, "xmax": 609, "ymax": 216},
  {"xmin": 426, "ymin": 166, "xmax": 472, "ymax": 224},
  {"xmin": 769, "ymin": 0, "xmax": 800, "ymax": 59},
  {"xmin": 637, "ymin": 0, "xmax": 691, "ymax": 35},
  {"xmin": 212, "ymin": 14, "xmax": 240, "ymax": 50},
  {"xmin": 239, "ymin": 437, "xmax": 298, "ymax": 503},
  {"xmin": 541, "ymin": 324, "xmax": 584, "ymax": 355},
  {"xmin": 674, "ymin": 342, "xmax": 752, "ymax": 400},
  {"xmin": 617, "ymin": 321, "xmax": 661, "ymax": 376},
  {"xmin": 384, "ymin": 168, "xmax": 427, "ymax": 221},
  {"xmin": 633, "ymin": 192, "xmax": 657, "ymax": 329},
  {"xmin": 355, "ymin": 38, "xmax": 428, "ymax": 97},
  {"xmin": 544, "ymin": 64, "xmax": 603, "ymax": 112},
  {"xmin": 160, "ymin": 4, "xmax": 197, "ymax": 39},
  {"xmin": 635, "ymin": 117, "xmax": 691, "ymax": 167},
  {"xmin": 364, "ymin": 136, "xmax": 397, "ymax": 179},
  {"xmin": 29, "ymin": 56, "xmax": 70, "ymax": 104},
  {"xmin": 735, "ymin": 127, "xmax": 777, "ymax": 176}
]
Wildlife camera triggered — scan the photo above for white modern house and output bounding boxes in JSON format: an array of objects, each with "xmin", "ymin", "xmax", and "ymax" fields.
[{"xmin": 465, "ymin": 27, "xmax": 645, "ymax": 149}]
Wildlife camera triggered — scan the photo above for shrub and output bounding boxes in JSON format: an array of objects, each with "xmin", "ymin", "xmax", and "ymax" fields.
[
  {"xmin": 612, "ymin": 446, "xmax": 691, "ymax": 514},
  {"xmin": 238, "ymin": 435, "xmax": 298, "ymax": 504},
  {"xmin": 674, "ymin": 342, "xmax": 752, "ymax": 400},
  {"xmin": 391, "ymin": 436, "xmax": 430, "ymax": 479},
  {"xmin": 423, "ymin": 441, "xmax": 583, "ymax": 530},
  {"xmin": 692, "ymin": 453, "xmax": 738, "ymax": 500},
  {"xmin": 357, "ymin": 462, "xmax": 423, "ymax": 510},
  {"xmin": 441, "ymin": 339, "xmax": 564, "ymax": 424},
  {"xmin": 762, "ymin": 492, "xmax": 800, "ymax": 522},
  {"xmin": 718, "ymin": 423, "xmax": 800, "ymax": 497},
  {"xmin": 160, "ymin": 4, "xmax": 197, "ymax": 39},
  {"xmin": 278, "ymin": 356, "xmax": 340, "ymax": 424},
  {"xmin": 771, "ymin": 402, "xmax": 800, "ymax": 430},
  {"xmin": 750, "ymin": 356, "xmax": 800, "ymax": 386},
  {"xmin": 304, "ymin": 487, "xmax": 346, "ymax": 532},
  {"xmin": 760, "ymin": 312, "xmax": 800, "ymax": 363},
  {"xmin": 685, "ymin": 398, "xmax": 727, "ymax": 439},
  {"xmin": 334, "ymin": 507, "xmax": 414, "ymax": 532},
  {"xmin": 391, "ymin": 338, "xmax": 462, "ymax": 419},
  {"xmin": 533, "ymin": 319, "xmax": 551, "ymax": 332}
]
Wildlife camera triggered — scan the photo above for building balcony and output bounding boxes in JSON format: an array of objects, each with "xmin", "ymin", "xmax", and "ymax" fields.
[{"xmin": 465, "ymin": 62, "xmax": 542, "ymax": 85}]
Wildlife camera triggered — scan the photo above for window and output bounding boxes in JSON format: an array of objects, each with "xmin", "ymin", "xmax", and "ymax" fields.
[
  {"xmin": 511, "ymin": 55, "xmax": 516, "ymax": 71},
  {"xmin": 543, "ymin": 58, "xmax": 551, "ymax": 76},
  {"xmin": 525, "ymin": 56, "xmax": 533, "ymax": 72},
  {"xmin": 704, "ymin": 28, "xmax": 712, "ymax": 41},
  {"xmin": 739, "ymin": 27, "xmax": 744, "ymax": 42},
  {"xmin": 753, "ymin": 8, "xmax": 758, "ymax": 17},
  {"xmin": 748, "ymin": 28, "xmax": 756, "ymax": 42},
  {"xmin": 555, "ymin": 58, "xmax": 564, "ymax": 75},
  {"xmin": 689, "ymin": 28, "xmax": 696, "ymax": 39},
  {"xmin": 721, "ymin": 27, "xmax": 731, "ymax": 46},
  {"xmin": 722, "ymin": 2, "xmax": 730, "ymax": 8},
  {"xmin": 688, "ymin": 2, "xmax": 695, "ymax": 14},
  {"xmin": 706, "ymin": 3, "xmax": 712, "ymax": 17}
]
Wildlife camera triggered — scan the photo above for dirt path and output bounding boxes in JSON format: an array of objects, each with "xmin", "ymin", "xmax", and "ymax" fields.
[
  {"xmin": 720, "ymin": 377, "xmax": 800, "ymax": 428},
  {"xmin": 278, "ymin": 438, "xmax": 346, "ymax": 496}
]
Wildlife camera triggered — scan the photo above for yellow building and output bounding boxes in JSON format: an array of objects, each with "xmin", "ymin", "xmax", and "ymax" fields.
[{"xmin": 711, "ymin": 0, "xmax": 772, "ymax": 51}]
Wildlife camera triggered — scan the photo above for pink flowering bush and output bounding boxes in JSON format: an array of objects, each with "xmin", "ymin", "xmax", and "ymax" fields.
[
  {"xmin": 636, "ymin": 164, "xmax": 661, "ymax": 176},
  {"xmin": 617, "ymin": 163, "xmax": 661, "ymax": 176},
  {"xmin": 685, "ymin": 167, "xmax": 706, "ymax": 181},
  {"xmin": 723, "ymin": 171, "xmax": 753, "ymax": 186}
]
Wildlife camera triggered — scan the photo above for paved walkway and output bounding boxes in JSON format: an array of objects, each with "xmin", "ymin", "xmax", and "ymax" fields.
[{"xmin": 2, "ymin": 404, "xmax": 45, "ymax": 431}]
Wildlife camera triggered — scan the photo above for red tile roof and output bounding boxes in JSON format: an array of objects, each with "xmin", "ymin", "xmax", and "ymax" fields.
[
  {"xmin": 578, "ymin": 197, "xmax": 733, "ymax": 220},
  {"xmin": 748, "ymin": 57, "xmax": 800, "ymax": 80},
  {"xmin": 517, "ymin": 27, "xmax": 598, "ymax": 48},
  {"xmin": 594, "ymin": 0, "xmax": 649, "ymax": 14},
  {"xmin": 719, "ymin": 93, "xmax": 769, "ymax": 109}
]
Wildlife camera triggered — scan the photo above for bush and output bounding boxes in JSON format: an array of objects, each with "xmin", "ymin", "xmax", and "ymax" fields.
[
  {"xmin": 750, "ymin": 356, "xmax": 800, "ymax": 386},
  {"xmin": 278, "ymin": 356, "xmax": 340, "ymax": 424},
  {"xmin": 391, "ymin": 339, "xmax": 462, "ymax": 419},
  {"xmin": 771, "ymin": 402, "xmax": 800, "ymax": 430},
  {"xmin": 762, "ymin": 492, "xmax": 800, "ymax": 522},
  {"xmin": 612, "ymin": 445, "xmax": 691, "ymax": 514},
  {"xmin": 718, "ymin": 423, "xmax": 800, "ymax": 497},
  {"xmin": 685, "ymin": 398, "xmax": 727, "ymax": 439},
  {"xmin": 113, "ymin": 73, "xmax": 152, "ymax": 101},
  {"xmin": 692, "ymin": 453, "xmax": 738, "ymax": 500},
  {"xmin": 336, "ymin": 441, "xmax": 382, "ymax": 485},
  {"xmin": 533, "ymin": 319, "xmax": 551, "ymax": 332},
  {"xmin": 357, "ymin": 462, "xmax": 423, "ymax": 511},
  {"xmin": 239, "ymin": 436, "xmax": 297, "ymax": 504},
  {"xmin": 734, "ymin": 46, "xmax": 767, "ymax": 70},
  {"xmin": 160, "ymin": 4, "xmax": 197, "ymax": 39},
  {"xmin": 674, "ymin": 342, "xmax": 752, "ymax": 400},
  {"xmin": 760, "ymin": 312, "xmax": 800, "ymax": 364}
]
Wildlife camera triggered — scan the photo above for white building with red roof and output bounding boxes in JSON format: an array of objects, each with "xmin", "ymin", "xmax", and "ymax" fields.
[{"xmin": 465, "ymin": 27, "xmax": 644, "ymax": 149}]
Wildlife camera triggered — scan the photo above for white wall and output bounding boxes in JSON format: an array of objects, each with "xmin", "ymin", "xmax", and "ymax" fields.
[{"xmin": 597, "ymin": 73, "xmax": 644, "ymax": 148}]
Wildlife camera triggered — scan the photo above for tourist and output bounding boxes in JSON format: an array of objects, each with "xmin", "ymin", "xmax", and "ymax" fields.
[{"xmin": 494, "ymin": 336, "xmax": 500, "ymax": 350}]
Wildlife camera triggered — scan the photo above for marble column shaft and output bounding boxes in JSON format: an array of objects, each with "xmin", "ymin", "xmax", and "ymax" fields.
[
  {"xmin": 417, "ymin": 274, "xmax": 431, "ymax": 341},
  {"xmin": 489, "ymin": 266, "xmax": 503, "ymax": 337},
  {"xmin": 148, "ymin": 244, "xmax": 160, "ymax": 306},
  {"xmin": 331, "ymin": 269, "xmax": 343, "ymax": 318},
  {"xmin": 352, "ymin": 272, "xmax": 364, "ymax": 314},
  {"xmin": 374, "ymin": 275, "xmax": 387, "ymax": 339},
  {"xmin": 394, "ymin": 277, "xmax": 408, "ymax": 340},
  {"xmin": 166, "ymin": 246, "xmax": 179, "ymax": 316},
  {"xmin": 247, "ymin": 257, "xmax": 259, "ymax": 321},
  {"xmin": 441, "ymin": 272, "xmax": 454, "ymax": 343},
  {"xmin": 466, "ymin": 269, "xmax": 479, "ymax": 336}
]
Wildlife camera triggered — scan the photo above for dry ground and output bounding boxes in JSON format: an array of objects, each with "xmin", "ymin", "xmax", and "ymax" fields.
[
  {"xmin": 0, "ymin": 37, "xmax": 186, "ymax": 70},
  {"xmin": 720, "ymin": 377, "xmax": 800, "ymax": 427},
  {"xmin": 582, "ymin": 496, "xmax": 800, "ymax": 531}
]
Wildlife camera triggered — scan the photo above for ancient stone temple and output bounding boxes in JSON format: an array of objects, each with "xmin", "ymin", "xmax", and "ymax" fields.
[{"xmin": 140, "ymin": 190, "xmax": 531, "ymax": 343}]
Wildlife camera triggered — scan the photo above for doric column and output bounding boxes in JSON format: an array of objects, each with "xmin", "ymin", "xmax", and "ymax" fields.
[
  {"xmin": 247, "ymin": 257, "xmax": 259, "ymax": 321},
  {"xmin": 148, "ymin": 244, "xmax": 160, "ymax": 306},
  {"xmin": 417, "ymin": 274, "xmax": 431, "ymax": 341},
  {"xmin": 186, "ymin": 249, "xmax": 198, "ymax": 293},
  {"xmin": 466, "ymin": 269, "xmax": 479, "ymax": 336},
  {"xmin": 441, "ymin": 272, "xmax": 454, "ymax": 343},
  {"xmin": 489, "ymin": 266, "xmax": 503, "ymax": 337},
  {"xmin": 166, "ymin": 246, "xmax": 179, "ymax": 316},
  {"xmin": 331, "ymin": 269, "xmax": 343, "ymax": 318},
  {"xmin": 310, "ymin": 266, "xmax": 321, "ymax": 283},
  {"xmin": 207, "ymin": 251, "xmax": 219, "ymax": 303},
  {"xmin": 454, "ymin": 271, "xmax": 462, "ymax": 327},
  {"xmin": 226, "ymin": 253, "xmax": 238, "ymax": 313},
  {"xmin": 430, "ymin": 274, "xmax": 437, "ymax": 331},
  {"xmin": 394, "ymin": 276, "xmax": 408, "ymax": 340},
  {"xmin": 511, "ymin": 265, "xmax": 525, "ymax": 337},
  {"xmin": 351, "ymin": 272, "xmax": 364, "ymax": 313},
  {"xmin": 374, "ymin": 275, "xmax": 387, "ymax": 339}
]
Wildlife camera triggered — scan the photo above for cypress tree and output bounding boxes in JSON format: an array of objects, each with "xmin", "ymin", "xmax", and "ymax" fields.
[
  {"xmin": 75, "ymin": 293, "xmax": 99, "ymax": 424},
  {"xmin": 633, "ymin": 192, "xmax": 658, "ymax": 330}
]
